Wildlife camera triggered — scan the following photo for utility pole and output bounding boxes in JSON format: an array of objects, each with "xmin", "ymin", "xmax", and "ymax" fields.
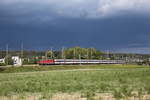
[
  {"xmin": 6, "ymin": 44, "xmax": 8, "ymax": 66},
  {"xmin": 79, "ymin": 54, "xmax": 81, "ymax": 65},
  {"xmin": 87, "ymin": 49, "xmax": 89, "ymax": 59},
  {"xmin": 90, "ymin": 48, "xmax": 93, "ymax": 59},
  {"xmin": 50, "ymin": 47, "xmax": 53, "ymax": 59},
  {"xmin": 21, "ymin": 43, "xmax": 23, "ymax": 58},
  {"xmin": 107, "ymin": 50, "xmax": 110, "ymax": 59},
  {"xmin": 21, "ymin": 43, "xmax": 24, "ymax": 66},
  {"xmin": 74, "ymin": 48, "xmax": 76, "ymax": 59},
  {"xmin": 0, "ymin": 47, "xmax": 1, "ymax": 58},
  {"xmin": 45, "ymin": 50, "xmax": 48, "ymax": 60},
  {"xmin": 62, "ymin": 47, "xmax": 65, "ymax": 59},
  {"xmin": 61, "ymin": 47, "xmax": 65, "ymax": 65},
  {"xmin": 86, "ymin": 49, "xmax": 89, "ymax": 64}
]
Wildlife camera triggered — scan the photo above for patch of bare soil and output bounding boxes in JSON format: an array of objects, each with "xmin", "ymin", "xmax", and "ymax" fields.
[{"xmin": 0, "ymin": 92, "xmax": 150, "ymax": 100}]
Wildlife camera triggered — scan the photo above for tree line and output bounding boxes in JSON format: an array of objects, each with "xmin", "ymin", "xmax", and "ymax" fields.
[
  {"xmin": 46, "ymin": 46, "xmax": 104, "ymax": 59},
  {"xmin": 1, "ymin": 46, "xmax": 150, "ymax": 65}
]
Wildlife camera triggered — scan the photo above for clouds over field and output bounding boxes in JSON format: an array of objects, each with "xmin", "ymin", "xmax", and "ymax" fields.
[
  {"xmin": 0, "ymin": 0, "xmax": 150, "ymax": 53},
  {"xmin": 0, "ymin": 0, "xmax": 150, "ymax": 19}
]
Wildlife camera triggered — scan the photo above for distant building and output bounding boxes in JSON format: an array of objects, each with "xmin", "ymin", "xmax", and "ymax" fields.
[
  {"xmin": 149, "ymin": 58, "xmax": 150, "ymax": 62},
  {"xmin": 12, "ymin": 56, "xmax": 22, "ymax": 66},
  {"xmin": 0, "ymin": 58, "xmax": 5, "ymax": 64}
]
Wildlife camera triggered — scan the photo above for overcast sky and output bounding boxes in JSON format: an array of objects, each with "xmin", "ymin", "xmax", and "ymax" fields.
[{"xmin": 0, "ymin": 0, "xmax": 150, "ymax": 53}]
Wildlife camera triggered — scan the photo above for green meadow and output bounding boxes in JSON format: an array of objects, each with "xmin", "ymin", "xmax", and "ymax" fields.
[{"xmin": 0, "ymin": 65, "xmax": 150, "ymax": 100}]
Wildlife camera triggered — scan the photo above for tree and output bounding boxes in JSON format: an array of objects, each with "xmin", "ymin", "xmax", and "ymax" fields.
[
  {"xmin": 46, "ymin": 51, "xmax": 54, "ymax": 59},
  {"xmin": 63, "ymin": 46, "xmax": 104, "ymax": 59},
  {"xmin": 5, "ymin": 57, "xmax": 13, "ymax": 65}
]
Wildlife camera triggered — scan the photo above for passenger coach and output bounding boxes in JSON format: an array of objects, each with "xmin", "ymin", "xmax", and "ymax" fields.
[{"xmin": 37, "ymin": 59, "xmax": 125, "ymax": 65}]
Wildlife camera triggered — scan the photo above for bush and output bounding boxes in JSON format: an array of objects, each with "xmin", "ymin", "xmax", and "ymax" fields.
[{"xmin": 0, "ymin": 63, "xmax": 6, "ymax": 66}]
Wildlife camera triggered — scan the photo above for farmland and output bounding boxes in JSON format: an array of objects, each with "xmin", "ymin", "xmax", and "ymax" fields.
[{"xmin": 0, "ymin": 65, "xmax": 150, "ymax": 100}]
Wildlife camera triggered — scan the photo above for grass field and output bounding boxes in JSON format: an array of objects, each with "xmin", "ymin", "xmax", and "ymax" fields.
[
  {"xmin": 0, "ymin": 64, "xmax": 147, "ymax": 73},
  {"xmin": 0, "ymin": 64, "xmax": 150, "ymax": 100}
]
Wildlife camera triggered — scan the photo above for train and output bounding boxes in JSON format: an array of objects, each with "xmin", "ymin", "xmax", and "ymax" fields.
[{"xmin": 37, "ymin": 59, "xmax": 125, "ymax": 65}]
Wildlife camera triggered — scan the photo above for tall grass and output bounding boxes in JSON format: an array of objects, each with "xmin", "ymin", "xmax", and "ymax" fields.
[
  {"xmin": 0, "ymin": 65, "xmax": 150, "ymax": 99},
  {"xmin": 0, "ymin": 64, "xmax": 148, "ymax": 73}
]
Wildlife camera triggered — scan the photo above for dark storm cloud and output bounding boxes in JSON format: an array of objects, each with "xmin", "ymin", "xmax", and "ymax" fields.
[{"xmin": 0, "ymin": 0, "xmax": 150, "ymax": 53}]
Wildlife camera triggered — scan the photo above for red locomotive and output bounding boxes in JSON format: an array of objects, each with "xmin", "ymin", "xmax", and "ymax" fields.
[{"xmin": 37, "ymin": 59, "xmax": 55, "ymax": 65}]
